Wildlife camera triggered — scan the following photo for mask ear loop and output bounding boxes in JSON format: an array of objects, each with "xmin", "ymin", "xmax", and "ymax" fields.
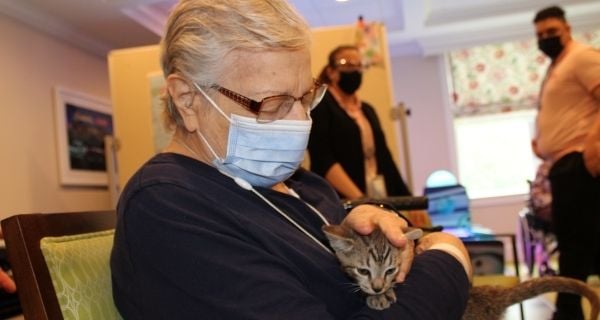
[
  {"xmin": 186, "ymin": 83, "xmax": 228, "ymax": 163},
  {"xmin": 193, "ymin": 82, "xmax": 231, "ymax": 122}
]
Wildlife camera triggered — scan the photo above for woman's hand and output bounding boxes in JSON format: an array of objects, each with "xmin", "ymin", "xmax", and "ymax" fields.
[{"xmin": 342, "ymin": 204, "xmax": 413, "ymax": 283}]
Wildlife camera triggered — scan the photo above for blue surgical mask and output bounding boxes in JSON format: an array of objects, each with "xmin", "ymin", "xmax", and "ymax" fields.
[{"xmin": 194, "ymin": 84, "xmax": 312, "ymax": 187}]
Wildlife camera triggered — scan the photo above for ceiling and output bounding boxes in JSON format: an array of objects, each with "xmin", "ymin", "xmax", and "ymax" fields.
[{"xmin": 1, "ymin": 0, "xmax": 600, "ymax": 58}]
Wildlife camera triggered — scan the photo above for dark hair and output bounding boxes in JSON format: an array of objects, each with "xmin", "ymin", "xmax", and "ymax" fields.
[
  {"xmin": 317, "ymin": 45, "xmax": 359, "ymax": 85},
  {"xmin": 533, "ymin": 6, "xmax": 566, "ymax": 23}
]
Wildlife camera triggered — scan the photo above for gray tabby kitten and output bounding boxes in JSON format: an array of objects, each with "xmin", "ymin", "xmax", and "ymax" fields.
[
  {"xmin": 322, "ymin": 224, "xmax": 423, "ymax": 310},
  {"xmin": 323, "ymin": 225, "xmax": 600, "ymax": 319}
]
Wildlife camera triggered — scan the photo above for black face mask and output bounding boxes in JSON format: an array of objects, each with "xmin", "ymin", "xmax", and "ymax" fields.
[
  {"xmin": 538, "ymin": 36, "xmax": 564, "ymax": 61},
  {"xmin": 337, "ymin": 70, "xmax": 362, "ymax": 95}
]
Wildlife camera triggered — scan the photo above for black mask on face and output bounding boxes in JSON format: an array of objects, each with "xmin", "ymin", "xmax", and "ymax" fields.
[
  {"xmin": 538, "ymin": 36, "xmax": 564, "ymax": 61},
  {"xmin": 337, "ymin": 70, "xmax": 362, "ymax": 95}
]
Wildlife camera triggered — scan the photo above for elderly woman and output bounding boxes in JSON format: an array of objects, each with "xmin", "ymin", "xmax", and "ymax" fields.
[{"xmin": 110, "ymin": 0, "xmax": 471, "ymax": 319}]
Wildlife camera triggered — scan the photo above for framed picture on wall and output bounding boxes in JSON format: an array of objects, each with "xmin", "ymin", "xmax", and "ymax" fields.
[{"xmin": 53, "ymin": 86, "xmax": 113, "ymax": 186}]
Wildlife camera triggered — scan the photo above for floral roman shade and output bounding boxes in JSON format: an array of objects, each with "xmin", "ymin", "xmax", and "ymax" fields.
[{"xmin": 449, "ymin": 30, "xmax": 600, "ymax": 117}]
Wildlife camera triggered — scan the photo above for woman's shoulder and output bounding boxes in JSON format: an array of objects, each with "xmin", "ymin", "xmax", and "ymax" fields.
[
  {"xmin": 360, "ymin": 100, "xmax": 376, "ymax": 113},
  {"xmin": 123, "ymin": 153, "xmax": 222, "ymax": 195},
  {"xmin": 143, "ymin": 152, "xmax": 209, "ymax": 178},
  {"xmin": 118, "ymin": 153, "xmax": 246, "ymax": 221}
]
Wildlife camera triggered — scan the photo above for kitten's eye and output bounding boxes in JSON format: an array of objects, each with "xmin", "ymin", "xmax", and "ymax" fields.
[
  {"xmin": 356, "ymin": 268, "xmax": 370, "ymax": 276},
  {"xmin": 385, "ymin": 267, "xmax": 398, "ymax": 276}
]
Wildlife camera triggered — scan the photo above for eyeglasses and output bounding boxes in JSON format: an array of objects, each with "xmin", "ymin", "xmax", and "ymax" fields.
[
  {"xmin": 334, "ymin": 58, "xmax": 364, "ymax": 71},
  {"xmin": 210, "ymin": 80, "xmax": 327, "ymax": 123}
]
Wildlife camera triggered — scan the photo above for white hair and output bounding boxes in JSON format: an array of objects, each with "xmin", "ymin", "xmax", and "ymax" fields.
[{"xmin": 161, "ymin": 0, "xmax": 311, "ymax": 128}]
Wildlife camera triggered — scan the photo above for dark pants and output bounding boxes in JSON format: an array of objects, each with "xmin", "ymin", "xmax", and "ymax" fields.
[{"xmin": 549, "ymin": 152, "xmax": 600, "ymax": 320}]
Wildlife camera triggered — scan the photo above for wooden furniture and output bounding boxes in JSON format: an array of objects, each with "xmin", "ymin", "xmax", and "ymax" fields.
[{"xmin": 1, "ymin": 211, "xmax": 116, "ymax": 320}]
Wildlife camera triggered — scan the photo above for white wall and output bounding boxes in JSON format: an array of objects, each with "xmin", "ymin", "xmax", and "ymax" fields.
[
  {"xmin": 390, "ymin": 54, "xmax": 527, "ymax": 235},
  {"xmin": 0, "ymin": 14, "xmax": 112, "ymax": 220},
  {"xmin": 390, "ymin": 55, "xmax": 456, "ymax": 195}
]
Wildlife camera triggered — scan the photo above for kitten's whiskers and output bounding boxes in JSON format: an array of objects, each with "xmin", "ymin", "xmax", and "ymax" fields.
[{"xmin": 340, "ymin": 281, "xmax": 361, "ymax": 293}]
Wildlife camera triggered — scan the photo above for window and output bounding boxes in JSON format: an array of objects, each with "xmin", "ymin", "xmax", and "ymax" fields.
[{"xmin": 454, "ymin": 109, "xmax": 539, "ymax": 198}]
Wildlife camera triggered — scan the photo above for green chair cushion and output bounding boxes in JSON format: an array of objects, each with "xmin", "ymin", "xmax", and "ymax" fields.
[{"xmin": 41, "ymin": 229, "xmax": 122, "ymax": 320}]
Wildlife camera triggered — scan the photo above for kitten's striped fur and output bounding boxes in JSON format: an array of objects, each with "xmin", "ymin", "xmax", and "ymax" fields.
[{"xmin": 322, "ymin": 225, "xmax": 421, "ymax": 310}]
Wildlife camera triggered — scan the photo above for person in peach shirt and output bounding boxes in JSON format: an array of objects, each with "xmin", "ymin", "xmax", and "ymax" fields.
[{"xmin": 532, "ymin": 6, "xmax": 600, "ymax": 320}]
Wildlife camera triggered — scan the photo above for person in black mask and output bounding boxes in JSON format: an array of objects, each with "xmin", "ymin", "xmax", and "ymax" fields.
[
  {"xmin": 532, "ymin": 6, "xmax": 600, "ymax": 320},
  {"xmin": 308, "ymin": 45, "xmax": 411, "ymax": 200},
  {"xmin": 534, "ymin": 6, "xmax": 571, "ymax": 61}
]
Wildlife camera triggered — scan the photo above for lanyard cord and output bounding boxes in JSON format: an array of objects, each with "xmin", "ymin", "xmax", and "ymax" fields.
[
  {"xmin": 287, "ymin": 188, "xmax": 330, "ymax": 226},
  {"xmin": 247, "ymin": 186, "xmax": 334, "ymax": 256}
]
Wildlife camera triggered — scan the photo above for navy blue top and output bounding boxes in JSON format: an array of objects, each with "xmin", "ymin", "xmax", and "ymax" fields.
[{"xmin": 110, "ymin": 153, "xmax": 469, "ymax": 319}]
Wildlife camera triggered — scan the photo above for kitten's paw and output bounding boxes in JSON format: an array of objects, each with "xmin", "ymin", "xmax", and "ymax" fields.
[
  {"xmin": 366, "ymin": 290, "xmax": 396, "ymax": 310},
  {"xmin": 367, "ymin": 294, "xmax": 390, "ymax": 310},
  {"xmin": 384, "ymin": 289, "xmax": 396, "ymax": 304}
]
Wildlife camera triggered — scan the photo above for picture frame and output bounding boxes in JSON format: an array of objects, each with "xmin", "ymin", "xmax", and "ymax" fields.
[{"xmin": 53, "ymin": 86, "xmax": 113, "ymax": 186}]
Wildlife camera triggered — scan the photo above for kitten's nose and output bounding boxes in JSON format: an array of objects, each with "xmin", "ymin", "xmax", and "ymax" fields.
[{"xmin": 372, "ymin": 279, "xmax": 384, "ymax": 293}]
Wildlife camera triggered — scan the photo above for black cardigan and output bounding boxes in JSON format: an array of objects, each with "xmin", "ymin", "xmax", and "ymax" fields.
[{"xmin": 308, "ymin": 91, "xmax": 411, "ymax": 198}]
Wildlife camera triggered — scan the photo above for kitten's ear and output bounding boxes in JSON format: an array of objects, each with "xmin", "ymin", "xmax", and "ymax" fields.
[{"xmin": 322, "ymin": 225, "xmax": 355, "ymax": 253}]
